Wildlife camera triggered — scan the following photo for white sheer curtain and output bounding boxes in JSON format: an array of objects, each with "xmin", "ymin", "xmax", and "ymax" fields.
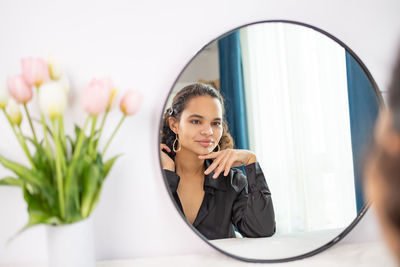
[{"xmin": 240, "ymin": 23, "xmax": 357, "ymax": 234}]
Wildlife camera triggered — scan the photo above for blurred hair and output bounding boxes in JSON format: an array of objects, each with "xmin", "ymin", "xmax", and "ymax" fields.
[
  {"xmin": 366, "ymin": 47, "xmax": 400, "ymax": 237},
  {"xmin": 366, "ymin": 138, "xmax": 400, "ymax": 234},
  {"xmin": 389, "ymin": 48, "xmax": 400, "ymax": 132}
]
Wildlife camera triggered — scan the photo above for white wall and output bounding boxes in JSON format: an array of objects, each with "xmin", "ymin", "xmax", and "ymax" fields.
[
  {"xmin": 168, "ymin": 41, "xmax": 219, "ymax": 109},
  {"xmin": 0, "ymin": 0, "xmax": 399, "ymax": 264}
]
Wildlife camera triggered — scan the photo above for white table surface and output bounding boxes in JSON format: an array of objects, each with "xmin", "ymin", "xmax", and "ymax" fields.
[
  {"xmin": 210, "ymin": 228, "xmax": 346, "ymax": 259},
  {"xmin": 0, "ymin": 240, "xmax": 396, "ymax": 267}
]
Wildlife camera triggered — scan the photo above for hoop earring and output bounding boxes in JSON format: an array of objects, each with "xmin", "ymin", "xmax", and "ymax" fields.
[
  {"xmin": 173, "ymin": 134, "xmax": 181, "ymax": 152},
  {"xmin": 214, "ymin": 144, "xmax": 220, "ymax": 152}
]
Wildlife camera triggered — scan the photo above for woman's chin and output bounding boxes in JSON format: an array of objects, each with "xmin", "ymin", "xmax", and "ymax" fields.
[{"xmin": 197, "ymin": 147, "xmax": 213, "ymax": 156}]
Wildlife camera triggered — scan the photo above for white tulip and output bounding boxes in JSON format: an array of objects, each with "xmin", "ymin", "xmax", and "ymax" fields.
[
  {"xmin": 6, "ymin": 98, "xmax": 22, "ymax": 126},
  {"xmin": 39, "ymin": 81, "xmax": 67, "ymax": 119},
  {"xmin": 48, "ymin": 54, "xmax": 62, "ymax": 80},
  {"xmin": 0, "ymin": 80, "xmax": 10, "ymax": 109}
]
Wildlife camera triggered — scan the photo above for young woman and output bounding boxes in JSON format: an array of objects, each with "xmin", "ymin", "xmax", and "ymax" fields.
[{"xmin": 160, "ymin": 83, "xmax": 275, "ymax": 240}]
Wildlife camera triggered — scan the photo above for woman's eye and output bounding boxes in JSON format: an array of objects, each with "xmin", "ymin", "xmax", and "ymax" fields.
[
  {"xmin": 212, "ymin": 121, "xmax": 221, "ymax": 126},
  {"xmin": 191, "ymin": 120, "xmax": 200, "ymax": 124}
]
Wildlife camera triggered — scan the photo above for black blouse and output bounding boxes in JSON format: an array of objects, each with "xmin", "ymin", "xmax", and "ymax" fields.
[{"xmin": 164, "ymin": 160, "xmax": 276, "ymax": 240}]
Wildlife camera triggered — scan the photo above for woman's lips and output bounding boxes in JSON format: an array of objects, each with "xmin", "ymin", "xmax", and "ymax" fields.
[{"xmin": 198, "ymin": 140, "xmax": 212, "ymax": 147}]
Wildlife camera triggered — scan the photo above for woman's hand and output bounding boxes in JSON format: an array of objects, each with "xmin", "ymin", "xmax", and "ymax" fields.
[
  {"xmin": 160, "ymin": 144, "xmax": 175, "ymax": 171},
  {"xmin": 199, "ymin": 149, "xmax": 257, "ymax": 179}
]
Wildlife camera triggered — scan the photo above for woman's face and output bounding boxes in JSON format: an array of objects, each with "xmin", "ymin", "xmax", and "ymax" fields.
[{"xmin": 170, "ymin": 95, "xmax": 223, "ymax": 156}]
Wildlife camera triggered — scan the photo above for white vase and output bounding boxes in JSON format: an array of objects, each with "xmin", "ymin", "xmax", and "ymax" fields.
[{"xmin": 46, "ymin": 217, "xmax": 95, "ymax": 267}]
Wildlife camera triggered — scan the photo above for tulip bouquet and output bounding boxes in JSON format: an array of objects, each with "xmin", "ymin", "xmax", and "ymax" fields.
[{"xmin": 0, "ymin": 57, "xmax": 142, "ymax": 230}]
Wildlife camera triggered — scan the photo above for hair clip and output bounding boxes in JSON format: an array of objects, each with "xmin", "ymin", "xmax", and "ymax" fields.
[{"xmin": 168, "ymin": 108, "xmax": 174, "ymax": 116}]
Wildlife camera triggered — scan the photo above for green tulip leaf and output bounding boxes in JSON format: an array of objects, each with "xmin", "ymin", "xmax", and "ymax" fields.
[
  {"xmin": 23, "ymin": 186, "xmax": 50, "ymax": 214},
  {"xmin": 81, "ymin": 161, "xmax": 104, "ymax": 218},
  {"xmin": 88, "ymin": 185, "xmax": 102, "ymax": 215},
  {"xmin": 104, "ymin": 154, "xmax": 122, "ymax": 178},
  {"xmin": 0, "ymin": 155, "xmax": 46, "ymax": 187},
  {"xmin": 64, "ymin": 140, "xmax": 91, "ymax": 220},
  {"xmin": 67, "ymin": 135, "xmax": 75, "ymax": 152},
  {"xmin": 25, "ymin": 138, "xmax": 54, "ymax": 180},
  {"xmin": 0, "ymin": 177, "xmax": 24, "ymax": 187},
  {"xmin": 74, "ymin": 125, "xmax": 82, "ymax": 140}
]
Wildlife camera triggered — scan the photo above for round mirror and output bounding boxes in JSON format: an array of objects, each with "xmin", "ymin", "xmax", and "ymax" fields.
[{"xmin": 158, "ymin": 21, "xmax": 382, "ymax": 262}]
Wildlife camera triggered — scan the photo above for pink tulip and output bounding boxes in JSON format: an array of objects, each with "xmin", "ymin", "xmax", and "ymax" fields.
[
  {"xmin": 81, "ymin": 78, "xmax": 113, "ymax": 115},
  {"xmin": 120, "ymin": 90, "xmax": 143, "ymax": 116},
  {"xmin": 7, "ymin": 75, "xmax": 33, "ymax": 104},
  {"xmin": 21, "ymin": 57, "xmax": 50, "ymax": 87}
]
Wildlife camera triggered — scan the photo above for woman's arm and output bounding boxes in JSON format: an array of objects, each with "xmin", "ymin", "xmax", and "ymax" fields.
[
  {"xmin": 160, "ymin": 143, "xmax": 175, "ymax": 171},
  {"xmin": 231, "ymin": 162, "xmax": 276, "ymax": 238},
  {"xmin": 199, "ymin": 149, "xmax": 258, "ymax": 178}
]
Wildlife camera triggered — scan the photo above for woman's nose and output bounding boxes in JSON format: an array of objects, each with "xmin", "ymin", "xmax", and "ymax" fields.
[{"xmin": 201, "ymin": 126, "xmax": 213, "ymax": 135}]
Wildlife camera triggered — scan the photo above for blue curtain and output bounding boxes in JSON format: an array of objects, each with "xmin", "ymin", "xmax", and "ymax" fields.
[
  {"xmin": 218, "ymin": 31, "xmax": 249, "ymax": 150},
  {"xmin": 345, "ymin": 52, "xmax": 379, "ymax": 212}
]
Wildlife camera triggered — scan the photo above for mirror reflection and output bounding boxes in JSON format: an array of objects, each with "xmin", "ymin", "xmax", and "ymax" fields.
[
  {"xmin": 160, "ymin": 22, "xmax": 380, "ymax": 260},
  {"xmin": 161, "ymin": 83, "xmax": 275, "ymax": 240}
]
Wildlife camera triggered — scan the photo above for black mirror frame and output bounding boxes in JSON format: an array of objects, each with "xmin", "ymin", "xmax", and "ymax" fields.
[{"xmin": 157, "ymin": 19, "xmax": 384, "ymax": 263}]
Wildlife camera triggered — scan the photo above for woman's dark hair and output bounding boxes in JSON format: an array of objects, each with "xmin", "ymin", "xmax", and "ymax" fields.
[{"xmin": 161, "ymin": 83, "xmax": 234, "ymax": 159}]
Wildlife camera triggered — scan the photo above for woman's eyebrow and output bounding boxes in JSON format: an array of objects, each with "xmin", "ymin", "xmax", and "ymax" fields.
[
  {"xmin": 188, "ymin": 114, "xmax": 222, "ymax": 120},
  {"xmin": 188, "ymin": 114, "xmax": 203, "ymax": 119}
]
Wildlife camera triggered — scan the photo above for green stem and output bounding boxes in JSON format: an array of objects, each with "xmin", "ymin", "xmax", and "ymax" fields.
[
  {"xmin": 59, "ymin": 116, "xmax": 66, "ymax": 152},
  {"xmin": 16, "ymin": 127, "xmax": 36, "ymax": 169},
  {"xmin": 58, "ymin": 116, "xmax": 67, "ymax": 172},
  {"xmin": 23, "ymin": 104, "xmax": 38, "ymax": 143},
  {"xmin": 102, "ymin": 115, "xmax": 126, "ymax": 157},
  {"xmin": 72, "ymin": 116, "xmax": 90, "ymax": 161},
  {"xmin": 64, "ymin": 116, "xmax": 90, "ymax": 221},
  {"xmin": 15, "ymin": 126, "xmax": 35, "ymax": 166},
  {"xmin": 88, "ymin": 115, "xmax": 98, "ymax": 157},
  {"xmin": 41, "ymin": 114, "xmax": 54, "ymax": 172},
  {"xmin": 93, "ymin": 111, "xmax": 109, "ymax": 155},
  {"xmin": 52, "ymin": 119, "xmax": 65, "ymax": 220},
  {"xmin": 1, "ymin": 109, "xmax": 35, "ymax": 168}
]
